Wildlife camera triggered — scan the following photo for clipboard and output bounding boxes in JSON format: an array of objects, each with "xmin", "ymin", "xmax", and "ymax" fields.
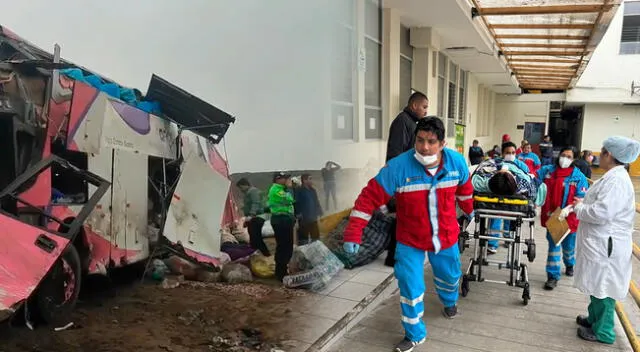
[{"xmin": 546, "ymin": 207, "xmax": 571, "ymax": 246}]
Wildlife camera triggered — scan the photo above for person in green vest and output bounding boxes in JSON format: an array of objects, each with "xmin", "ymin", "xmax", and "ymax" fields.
[
  {"xmin": 268, "ymin": 172, "xmax": 296, "ymax": 281},
  {"xmin": 236, "ymin": 178, "xmax": 270, "ymax": 257}
]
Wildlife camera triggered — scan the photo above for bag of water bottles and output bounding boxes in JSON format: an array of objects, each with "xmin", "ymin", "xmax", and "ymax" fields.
[{"xmin": 283, "ymin": 241, "xmax": 344, "ymax": 292}]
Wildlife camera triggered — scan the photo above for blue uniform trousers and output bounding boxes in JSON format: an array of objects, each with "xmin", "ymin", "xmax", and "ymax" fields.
[
  {"xmin": 488, "ymin": 219, "xmax": 511, "ymax": 249},
  {"xmin": 545, "ymin": 231, "xmax": 576, "ymax": 280},
  {"xmin": 394, "ymin": 243, "xmax": 461, "ymax": 342}
]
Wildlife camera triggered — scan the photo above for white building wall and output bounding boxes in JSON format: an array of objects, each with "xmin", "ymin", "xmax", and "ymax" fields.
[
  {"xmin": 568, "ymin": 0, "xmax": 640, "ymax": 104},
  {"xmin": 492, "ymin": 94, "xmax": 565, "ymax": 144},
  {"xmin": 581, "ymin": 104, "xmax": 640, "ymax": 151}
]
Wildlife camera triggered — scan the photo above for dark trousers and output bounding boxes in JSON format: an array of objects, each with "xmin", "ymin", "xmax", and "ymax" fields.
[
  {"xmin": 385, "ymin": 217, "xmax": 397, "ymax": 267},
  {"xmin": 271, "ymin": 215, "xmax": 295, "ymax": 281},
  {"xmin": 298, "ymin": 220, "xmax": 320, "ymax": 245},
  {"xmin": 248, "ymin": 217, "xmax": 270, "ymax": 256}
]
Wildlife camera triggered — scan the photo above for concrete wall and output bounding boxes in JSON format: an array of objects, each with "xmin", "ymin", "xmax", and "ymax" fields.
[
  {"xmin": 492, "ymin": 93, "xmax": 566, "ymax": 144},
  {"xmin": 581, "ymin": 104, "xmax": 640, "ymax": 151},
  {"xmin": 569, "ymin": 0, "xmax": 640, "ymax": 104}
]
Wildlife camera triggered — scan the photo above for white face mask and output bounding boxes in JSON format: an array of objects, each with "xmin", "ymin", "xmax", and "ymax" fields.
[
  {"xmin": 559, "ymin": 156, "xmax": 573, "ymax": 169},
  {"xmin": 504, "ymin": 154, "xmax": 516, "ymax": 162},
  {"xmin": 414, "ymin": 151, "xmax": 438, "ymax": 166}
]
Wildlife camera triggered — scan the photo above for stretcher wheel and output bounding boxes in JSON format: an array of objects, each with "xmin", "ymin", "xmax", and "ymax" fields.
[
  {"xmin": 461, "ymin": 276, "xmax": 470, "ymax": 297},
  {"xmin": 527, "ymin": 242, "xmax": 536, "ymax": 263},
  {"xmin": 458, "ymin": 234, "xmax": 466, "ymax": 254}
]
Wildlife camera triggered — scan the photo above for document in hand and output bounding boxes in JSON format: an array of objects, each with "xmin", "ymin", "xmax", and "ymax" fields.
[{"xmin": 546, "ymin": 207, "xmax": 571, "ymax": 245}]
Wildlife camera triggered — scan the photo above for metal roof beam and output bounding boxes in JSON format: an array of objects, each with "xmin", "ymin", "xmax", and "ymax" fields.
[
  {"xmin": 495, "ymin": 34, "xmax": 589, "ymax": 40},
  {"xmin": 476, "ymin": 4, "xmax": 610, "ymax": 16},
  {"xmin": 489, "ymin": 23, "xmax": 594, "ymax": 29},
  {"xmin": 504, "ymin": 50, "xmax": 585, "ymax": 56}
]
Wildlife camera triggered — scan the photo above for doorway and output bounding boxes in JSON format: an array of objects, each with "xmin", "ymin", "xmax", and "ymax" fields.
[
  {"xmin": 549, "ymin": 104, "xmax": 584, "ymax": 151},
  {"xmin": 524, "ymin": 122, "xmax": 546, "ymax": 155}
]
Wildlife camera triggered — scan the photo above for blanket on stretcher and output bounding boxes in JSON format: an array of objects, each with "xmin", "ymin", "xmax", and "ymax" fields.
[{"xmin": 471, "ymin": 159, "xmax": 546, "ymax": 206}]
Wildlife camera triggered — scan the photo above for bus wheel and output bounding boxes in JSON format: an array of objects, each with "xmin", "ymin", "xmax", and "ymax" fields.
[{"xmin": 34, "ymin": 244, "xmax": 82, "ymax": 325}]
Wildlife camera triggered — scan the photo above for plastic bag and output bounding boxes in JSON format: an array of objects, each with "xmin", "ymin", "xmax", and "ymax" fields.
[
  {"xmin": 283, "ymin": 241, "xmax": 344, "ymax": 292},
  {"xmin": 250, "ymin": 254, "xmax": 276, "ymax": 278}
]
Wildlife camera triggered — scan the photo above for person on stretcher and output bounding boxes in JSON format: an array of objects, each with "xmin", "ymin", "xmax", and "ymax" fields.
[{"xmin": 471, "ymin": 155, "xmax": 546, "ymax": 254}]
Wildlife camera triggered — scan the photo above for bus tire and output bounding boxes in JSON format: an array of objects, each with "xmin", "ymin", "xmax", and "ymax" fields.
[{"xmin": 34, "ymin": 243, "xmax": 82, "ymax": 325}]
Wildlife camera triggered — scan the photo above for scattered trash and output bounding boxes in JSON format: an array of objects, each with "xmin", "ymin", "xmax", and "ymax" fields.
[
  {"xmin": 53, "ymin": 322, "xmax": 74, "ymax": 332},
  {"xmin": 149, "ymin": 259, "xmax": 170, "ymax": 281},
  {"xmin": 164, "ymin": 256, "xmax": 200, "ymax": 279},
  {"xmin": 221, "ymin": 263, "xmax": 253, "ymax": 284},
  {"xmin": 283, "ymin": 241, "xmax": 344, "ymax": 292},
  {"xmin": 161, "ymin": 275, "xmax": 183, "ymax": 289},
  {"xmin": 250, "ymin": 254, "xmax": 276, "ymax": 279}
]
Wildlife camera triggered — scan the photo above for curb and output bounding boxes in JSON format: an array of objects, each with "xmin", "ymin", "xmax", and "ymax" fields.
[{"xmin": 304, "ymin": 272, "xmax": 397, "ymax": 352}]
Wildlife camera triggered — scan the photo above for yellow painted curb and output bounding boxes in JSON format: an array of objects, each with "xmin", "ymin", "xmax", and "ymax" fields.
[
  {"xmin": 634, "ymin": 243, "xmax": 640, "ymax": 261},
  {"xmin": 615, "ymin": 301, "xmax": 640, "ymax": 352},
  {"xmin": 631, "ymin": 281, "xmax": 640, "ymax": 309}
]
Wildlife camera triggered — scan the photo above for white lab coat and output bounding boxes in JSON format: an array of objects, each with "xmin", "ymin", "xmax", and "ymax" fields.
[{"xmin": 574, "ymin": 166, "xmax": 635, "ymax": 301}]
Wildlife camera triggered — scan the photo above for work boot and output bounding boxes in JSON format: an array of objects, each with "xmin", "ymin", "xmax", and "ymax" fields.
[
  {"xmin": 576, "ymin": 315, "xmax": 592, "ymax": 328},
  {"xmin": 566, "ymin": 266, "xmax": 574, "ymax": 277},
  {"xmin": 544, "ymin": 278, "xmax": 558, "ymax": 290},
  {"xmin": 442, "ymin": 305, "xmax": 458, "ymax": 319},
  {"xmin": 394, "ymin": 337, "xmax": 425, "ymax": 352}
]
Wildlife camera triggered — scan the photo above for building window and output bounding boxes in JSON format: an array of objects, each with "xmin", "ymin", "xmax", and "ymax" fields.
[
  {"xmin": 437, "ymin": 52, "xmax": 447, "ymax": 118},
  {"xmin": 458, "ymin": 70, "xmax": 467, "ymax": 124},
  {"xmin": 364, "ymin": 0, "xmax": 382, "ymax": 139},
  {"xmin": 331, "ymin": 1, "xmax": 355, "ymax": 140},
  {"xmin": 399, "ymin": 25, "xmax": 413, "ymax": 109},
  {"xmin": 447, "ymin": 63, "xmax": 458, "ymax": 137},
  {"xmin": 621, "ymin": 1, "xmax": 640, "ymax": 55}
]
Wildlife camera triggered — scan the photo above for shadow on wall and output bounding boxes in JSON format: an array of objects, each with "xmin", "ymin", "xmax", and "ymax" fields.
[{"xmin": 230, "ymin": 167, "xmax": 376, "ymax": 216}]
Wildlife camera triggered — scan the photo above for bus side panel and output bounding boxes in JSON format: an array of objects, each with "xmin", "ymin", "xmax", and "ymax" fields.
[
  {"xmin": 110, "ymin": 149, "xmax": 148, "ymax": 266},
  {"xmin": 80, "ymin": 149, "xmax": 115, "ymax": 274},
  {"xmin": 163, "ymin": 153, "xmax": 228, "ymax": 262}
]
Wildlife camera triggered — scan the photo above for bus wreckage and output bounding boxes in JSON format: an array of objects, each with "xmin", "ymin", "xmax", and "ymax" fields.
[{"xmin": 0, "ymin": 26, "xmax": 238, "ymax": 326}]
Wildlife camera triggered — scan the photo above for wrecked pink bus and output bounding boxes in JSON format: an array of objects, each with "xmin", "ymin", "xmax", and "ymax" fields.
[{"xmin": 0, "ymin": 26, "xmax": 238, "ymax": 325}]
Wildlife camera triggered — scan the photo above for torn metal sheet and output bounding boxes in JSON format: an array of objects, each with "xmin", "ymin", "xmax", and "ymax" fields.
[{"xmin": 0, "ymin": 214, "xmax": 70, "ymax": 319}]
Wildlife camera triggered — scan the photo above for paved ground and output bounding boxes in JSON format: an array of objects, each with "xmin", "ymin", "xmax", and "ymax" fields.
[{"xmin": 330, "ymin": 218, "xmax": 634, "ymax": 352}]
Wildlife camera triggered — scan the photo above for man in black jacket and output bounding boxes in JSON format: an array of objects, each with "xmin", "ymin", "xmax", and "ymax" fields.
[
  {"xmin": 383, "ymin": 91, "xmax": 429, "ymax": 267},
  {"xmin": 386, "ymin": 91, "xmax": 429, "ymax": 162},
  {"xmin": 468, "ymin": 139, "xmax": 484, "ymax": 165}
]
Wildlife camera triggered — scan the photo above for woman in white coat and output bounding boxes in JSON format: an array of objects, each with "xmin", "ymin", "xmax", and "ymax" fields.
[{"xmin": 572, "ymin": 135, "xmax": 640, "ymax": 344}]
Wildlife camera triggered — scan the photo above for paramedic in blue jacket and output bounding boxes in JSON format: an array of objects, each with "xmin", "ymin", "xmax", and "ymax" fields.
[
  {"xmin": 537, "ymin": 146, "xmax": 589, "ymax": 290},
  {"xmin": 487, "ymin": 141, "xmax": 530, "ymax": 253},
  {"xmin": 342, "ymin": 117, "xmax": 474, "ymax": 352}
]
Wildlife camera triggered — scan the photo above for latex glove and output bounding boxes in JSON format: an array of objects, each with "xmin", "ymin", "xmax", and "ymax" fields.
[
  {"xmin": 343, "ymin": 242, "xmax": 360, "ymax": 254},
  {"xmin": 466, "ymin": 211, "xmax": 475, "ymax": 221},
  {"xmin": 558, "ymin": 205, "xmax": 574, "ymax": 221}
]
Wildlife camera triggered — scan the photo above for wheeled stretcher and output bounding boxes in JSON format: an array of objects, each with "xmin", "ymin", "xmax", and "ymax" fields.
[{"xmin": 458, "ymin": 193, "xmax": 537, "ymax": 305}]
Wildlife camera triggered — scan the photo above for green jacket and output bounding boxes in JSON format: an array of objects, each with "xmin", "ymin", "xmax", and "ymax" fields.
[
  {"xmin": 242, "ymin": 186, "xmax": 265, "ymax": 217},
  {"xmin": 267, "ymin": 183, "xmax": 295, "ymax": 216}
]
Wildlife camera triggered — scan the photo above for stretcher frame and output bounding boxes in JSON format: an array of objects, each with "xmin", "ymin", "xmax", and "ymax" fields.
[{"xmin": 458, "ymin": 194, "xmax": 537, "ymax": 305}]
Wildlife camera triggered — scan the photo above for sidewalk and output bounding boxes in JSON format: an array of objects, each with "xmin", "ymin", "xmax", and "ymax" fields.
[
  {"xmin": 327, "ymin": 221, "xmax": 633, "ymax": 352},
  {"xmin": 279, "ymin": 255, "xmax": 397, "ymax": 352}
]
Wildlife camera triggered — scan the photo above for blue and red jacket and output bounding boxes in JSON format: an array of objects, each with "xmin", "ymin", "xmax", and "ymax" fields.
[
  {"xmin": 343, "ymin": 148, "xmax": 474, "ymax": 253},
  {"xmin": 537, "ymin": 165, "xmax": 589, "ymax": 232},
  {"xmin": 517, "ymin": 152, "xmax": 541, "ymax": 175}
]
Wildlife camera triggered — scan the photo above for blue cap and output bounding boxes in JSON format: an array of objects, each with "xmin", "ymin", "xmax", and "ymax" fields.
[{"xmin": 603, "ymin": 136, "xmax": 640, "ymax": 164}]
